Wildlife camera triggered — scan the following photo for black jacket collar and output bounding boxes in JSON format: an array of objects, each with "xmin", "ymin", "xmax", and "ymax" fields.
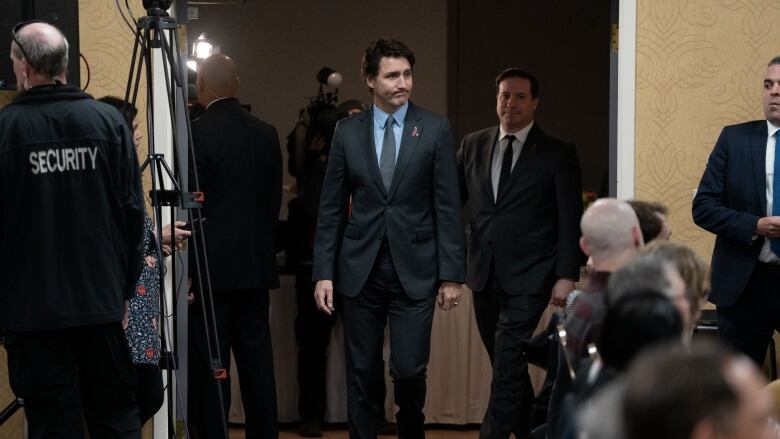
[{"xmin": 10, "ymin": 84, "xmax": 92, "ymax": 106}]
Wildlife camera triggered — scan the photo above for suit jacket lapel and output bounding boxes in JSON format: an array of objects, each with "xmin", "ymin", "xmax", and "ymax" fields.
[
  {"xmin": 482, "ymin": 127, "xmax": 500, "ymax": 205},
  {"xmin": 496, "ymin": 123, "xmax": 541, "ymax": 204},
  {"xmin": 387, "ymin": 104, "xmax": 422, "ymax": 201},
  {"xmin": 358, "ymin": 108, "xmax": 388, "ymax": 197},
  {"xmin": 751, "ymin": 122, "xmax": 768, "ymax": 214}
]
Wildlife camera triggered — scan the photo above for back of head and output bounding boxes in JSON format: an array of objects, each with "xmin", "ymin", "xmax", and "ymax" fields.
[
  {"xmin": 197, "ymin": 54, "xmax": 238, "ymax": 102},
  {"xmin": 606, "ymin": 254, "xmax": 672, "ymax": 306},
  {"xmin": 641, "ymin": 240, "xmax": 710, "ymax": 320},
  {"xmin": 12, "ymin": 22, "xmax": 69, "ymax": 80},
  {"xmin": 97, "ymin": 96, "xmax": 138, "ymax": 128},
  {"xmin": 627, "ymin": 199, "xmax": 668, "ymax": 243},
  {"xmin": 623, "ymin": 342, "xmax": 739, "ymax": 439},
  {"xmin": 580, "ymin": 198, "xmax": 641, "ymax": 261},
  {"xmin": 598, "ymin": 290, "xmax": 683, "ymax": 371}
]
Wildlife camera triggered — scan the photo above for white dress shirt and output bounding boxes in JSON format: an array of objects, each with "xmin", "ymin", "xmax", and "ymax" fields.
[
  {"xmin": 491, "ymin": 121, "xmax": 534, "ymax": 200},
  {"xmin": 759, "ymin": 121, "xmax": 780, "ymax": 263}
]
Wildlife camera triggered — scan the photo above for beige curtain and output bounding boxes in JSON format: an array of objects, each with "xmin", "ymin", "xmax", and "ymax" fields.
[{"xmin": 229, "ymin": 275, "xmax": 552, "ymax": 424}]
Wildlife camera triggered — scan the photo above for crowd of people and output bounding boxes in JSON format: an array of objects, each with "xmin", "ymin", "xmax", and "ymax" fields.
[{"xmin": 2, "ymin": 20, "xmax": 780, "ymax": 439}]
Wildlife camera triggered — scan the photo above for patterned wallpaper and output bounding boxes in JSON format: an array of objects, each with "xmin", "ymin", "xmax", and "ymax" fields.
[
  {"xmin": 0, "ymin": 2, "xmax": 147, "ymax": 437},
  {"xmin": 635, "ymin": 0, "xmax": 780, "ymax": 259}
]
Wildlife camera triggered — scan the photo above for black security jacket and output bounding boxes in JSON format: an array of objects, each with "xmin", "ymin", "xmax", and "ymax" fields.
[{"xmin": 0, "ymin": 85, "xmax": 145, "ymax": 331}]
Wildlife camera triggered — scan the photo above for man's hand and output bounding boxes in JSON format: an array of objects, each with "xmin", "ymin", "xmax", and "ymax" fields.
[
  {"xmin": 756, "ymin": 216, "xmax": 780, "ymax": 238},
  {"xmin": 122, "ymin": 300, "xmax": 129, "ymax": 329},
  {"xmin": 437, "ymin": 281, "xmax": 462, "ymax": 311},
  {"xmin": 314, "ymin": 280, "xmax": 335, "ymax": 315},
  {"xmin": 161, "ymin": 221, "xmax": 192, "ymax": 252},
  {"xmin": 550, "ymin": 278, "xmax": 575, "ymax": 308}
]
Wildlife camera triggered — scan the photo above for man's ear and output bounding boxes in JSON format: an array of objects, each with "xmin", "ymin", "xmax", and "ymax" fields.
[
  {"xmin": 689, "ymin": 418, "xmax": 718, "ymax": 439},
  {"xmin": 633, "ymin": 226, "xmax": 644, "ymax": 248},
  {"xmin": 579, "ymin": 236, "xmax": 589, "ymax": 255},
  {"xmin": 365, "ymin": 75, "xmax": 375, "ymax": 91}
]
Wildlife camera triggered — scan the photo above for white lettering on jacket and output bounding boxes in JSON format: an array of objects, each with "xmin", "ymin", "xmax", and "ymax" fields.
[{"xmin": 30, "ymin": 147, "xmax": 99, "ymax": 175}]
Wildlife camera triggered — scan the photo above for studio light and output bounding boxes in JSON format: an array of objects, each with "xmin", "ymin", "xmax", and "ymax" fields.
[
  {"xmin": 316, "ymin": 67, "xmax": 343, "ymax": 89},
  {"xmin": 193, "ymin": 34, "xmax": 213, "ymax": 60}
]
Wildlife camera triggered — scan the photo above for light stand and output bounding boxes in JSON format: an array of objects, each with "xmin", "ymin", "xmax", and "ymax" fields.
[{"xmin": 123, "ymin": 4, "xmax": 227, "ymax": 438}]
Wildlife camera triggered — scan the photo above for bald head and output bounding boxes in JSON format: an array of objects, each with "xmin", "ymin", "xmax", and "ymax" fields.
[
  {"xmin": 196, "ymin": 54, "xmax": 239, "ymax": 106},
  {"xmin": 10, "ymin": 22, "xmax": 69, "ymax": 87},
  {"xmin": 580, "ymin": 198, "xmax": 642, "ymax": 262}
]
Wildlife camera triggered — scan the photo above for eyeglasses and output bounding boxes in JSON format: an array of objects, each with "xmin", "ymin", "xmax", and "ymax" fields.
[{"xmin": 11, "ymin": 20, "xmax": 44, "ymax": 62}]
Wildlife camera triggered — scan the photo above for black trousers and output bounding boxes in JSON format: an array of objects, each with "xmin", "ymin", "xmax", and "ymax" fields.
[
  {"xmin": 3, "ymin": 322, "xmax": 141, "ymax": 439},
  {"xmin": 134, "ymin": 364, "xmax": 163, "ymax": 425},
  {"xmin": 341, "ymin": 245, "xmax": 435, "ymax": 439},
  {"xmin": 295, "ymin": 264, "xmax": 337, "ymax": 421},
  {"xmin": 295, "ymin": 264, "xmax": 390, "ymax": 423},
  {"xmin": 188, "ymin": 289, "xmax": 278, "ymax": 439},
  {"xmin": 717, "ymin": 263, "xmax": 780, "ymax": 367},
  {"xmin": 473, "ymin": 276, "xmax": 549, "ymax": 439}
]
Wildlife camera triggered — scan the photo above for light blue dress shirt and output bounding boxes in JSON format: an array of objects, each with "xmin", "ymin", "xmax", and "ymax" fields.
[{"xmin": 372, "ymin": 102, "xmax": 408, "ymax": 163}]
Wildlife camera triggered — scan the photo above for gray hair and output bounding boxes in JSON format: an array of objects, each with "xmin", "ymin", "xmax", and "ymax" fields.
[
  {"xmin": 768, "ymin": 56, "xmax": 780, "ymax": 67},
  {"xmin": 606, "ymin": 254, "xmax": 674, "ymax": 306},
  {"xmin": 11, "ymin": 26, "xmax": 69, "ymax": 78}
]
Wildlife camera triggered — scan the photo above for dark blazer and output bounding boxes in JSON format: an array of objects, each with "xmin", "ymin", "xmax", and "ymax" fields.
[
  {"xmin": 458, "ymin": 123, "xmax": 583, "ymax": 295},
  {"xmin": 312, "ymin": 102, "xmax": 465, "ymax": 298},
  {"xmin": 191, "ymin": 98, "xmax": 282, "ymax": 292},
  {"xmin": 693, "ymin": 120, "xmax": 768, "ymax": 307}
]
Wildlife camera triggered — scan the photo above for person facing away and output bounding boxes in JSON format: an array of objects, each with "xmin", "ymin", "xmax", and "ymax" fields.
[
  {"xmin": 187, "ymin": 53, "xmax": 282, "ymax": 439},
  {"xmin": 0, "ymin": 21, "xmax": 145, "ymax": 438}
]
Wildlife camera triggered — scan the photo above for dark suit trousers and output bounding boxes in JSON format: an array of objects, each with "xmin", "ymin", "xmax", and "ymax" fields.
[
  {"xmin": 295, "ymin": 265, "xmax": 389, "ymax": 423},
  {"xmin": 473, "ymin": 275, "xmax": 549, "ymax": 439},
  {"xmin": 3, "ymin": 323, "xmax": 140, "ymax": 439},
  {"xmin": 717, "ymin": 263, "xmax": 780, "ymax": 367},
  {"xmin": 188, "ymin": 289, "xmax": 278, "ymax": 439},
  {"xmin": 342, "ymin": 244, "xmax": 435, "ymax": 439},
  {"xmin": 295, "ymin": 264, "xmax": 337, "ymax": 420}
]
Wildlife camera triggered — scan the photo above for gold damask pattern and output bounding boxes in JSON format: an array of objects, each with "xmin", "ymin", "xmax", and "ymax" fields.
[{"xmin": 635, "ymin": 0, "xmax": 780, "ymax": 259}]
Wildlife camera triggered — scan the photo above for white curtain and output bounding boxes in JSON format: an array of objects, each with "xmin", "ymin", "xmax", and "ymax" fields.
[{"xmin": 229, "ymin": 275, "xmax": 552, "ymax": 424}]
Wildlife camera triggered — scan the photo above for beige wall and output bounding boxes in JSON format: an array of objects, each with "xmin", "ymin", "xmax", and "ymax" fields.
[{"xmin": 634, "ymin": 0, "xmax": 780, "ymax": 259}]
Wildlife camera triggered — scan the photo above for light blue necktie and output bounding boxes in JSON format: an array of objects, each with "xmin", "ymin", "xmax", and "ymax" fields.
[{"xmin": 379, "ymin": 115, "xmax": 396, "ymax": 191}]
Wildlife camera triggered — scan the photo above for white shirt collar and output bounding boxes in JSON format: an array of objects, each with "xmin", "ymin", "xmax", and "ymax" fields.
[
  {"xmin": 768, "ymin": 120, "xmax": 780, "ymax": 138},
  {"xmin": 499, "ymin": 121, "xmax": 534, "ymax": 144},
  {"xmin": 205, "ymin": 96, "xmax": 231, "ymax": 112}
]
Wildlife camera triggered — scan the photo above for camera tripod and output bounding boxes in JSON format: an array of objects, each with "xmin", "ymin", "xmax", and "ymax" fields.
[{"xmin": 123, "ymin": 5, "xmax": 228, "ymax": 439}]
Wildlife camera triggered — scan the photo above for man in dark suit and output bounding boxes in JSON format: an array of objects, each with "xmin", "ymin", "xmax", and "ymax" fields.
[
  {"xmin": 312, "ymin": 38, "xmax": 464, "ymax": 439},
  {"xmin": 693, "ymin": 56, "xmax": 780, "ymax": 367},
  {"xmin": 188, "ymin": 54, "xmax": 282, "ymax": 439},
  {"xmin": 457, "ymin": 68, "xmax": 583, "ymax": 439}
]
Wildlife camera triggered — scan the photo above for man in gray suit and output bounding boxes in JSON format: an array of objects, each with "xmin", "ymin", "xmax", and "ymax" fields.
[{"xmin": 312, "ymin": 38, "xmax": 465, "ymax": 439}]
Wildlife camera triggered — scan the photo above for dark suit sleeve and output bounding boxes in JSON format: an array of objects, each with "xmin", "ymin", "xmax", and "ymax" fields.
[
  {"xmin": 433, "ymin": 119, "xmax": 466, "ymax": 282},
  {"xmin": 266, "ymin": 126, "xmax": 283, "ymax": 232},
  {"xmin": 456, "ymin": 134, "xmax": 469, "ymax": 205},
  {"xmin": 120, "ymin": 123, "xmax": 145, "ymax": 300},
  {"xmin": 312, "ymin": 122, "xmax": 350, "ymax": 281},
  {"xmin": 555, "ymin": 142, "xmax": 584, "ymax": 280},
  {"xmin": 692, "ymin": 127, "xmax": 760, "ymax": 245}
]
